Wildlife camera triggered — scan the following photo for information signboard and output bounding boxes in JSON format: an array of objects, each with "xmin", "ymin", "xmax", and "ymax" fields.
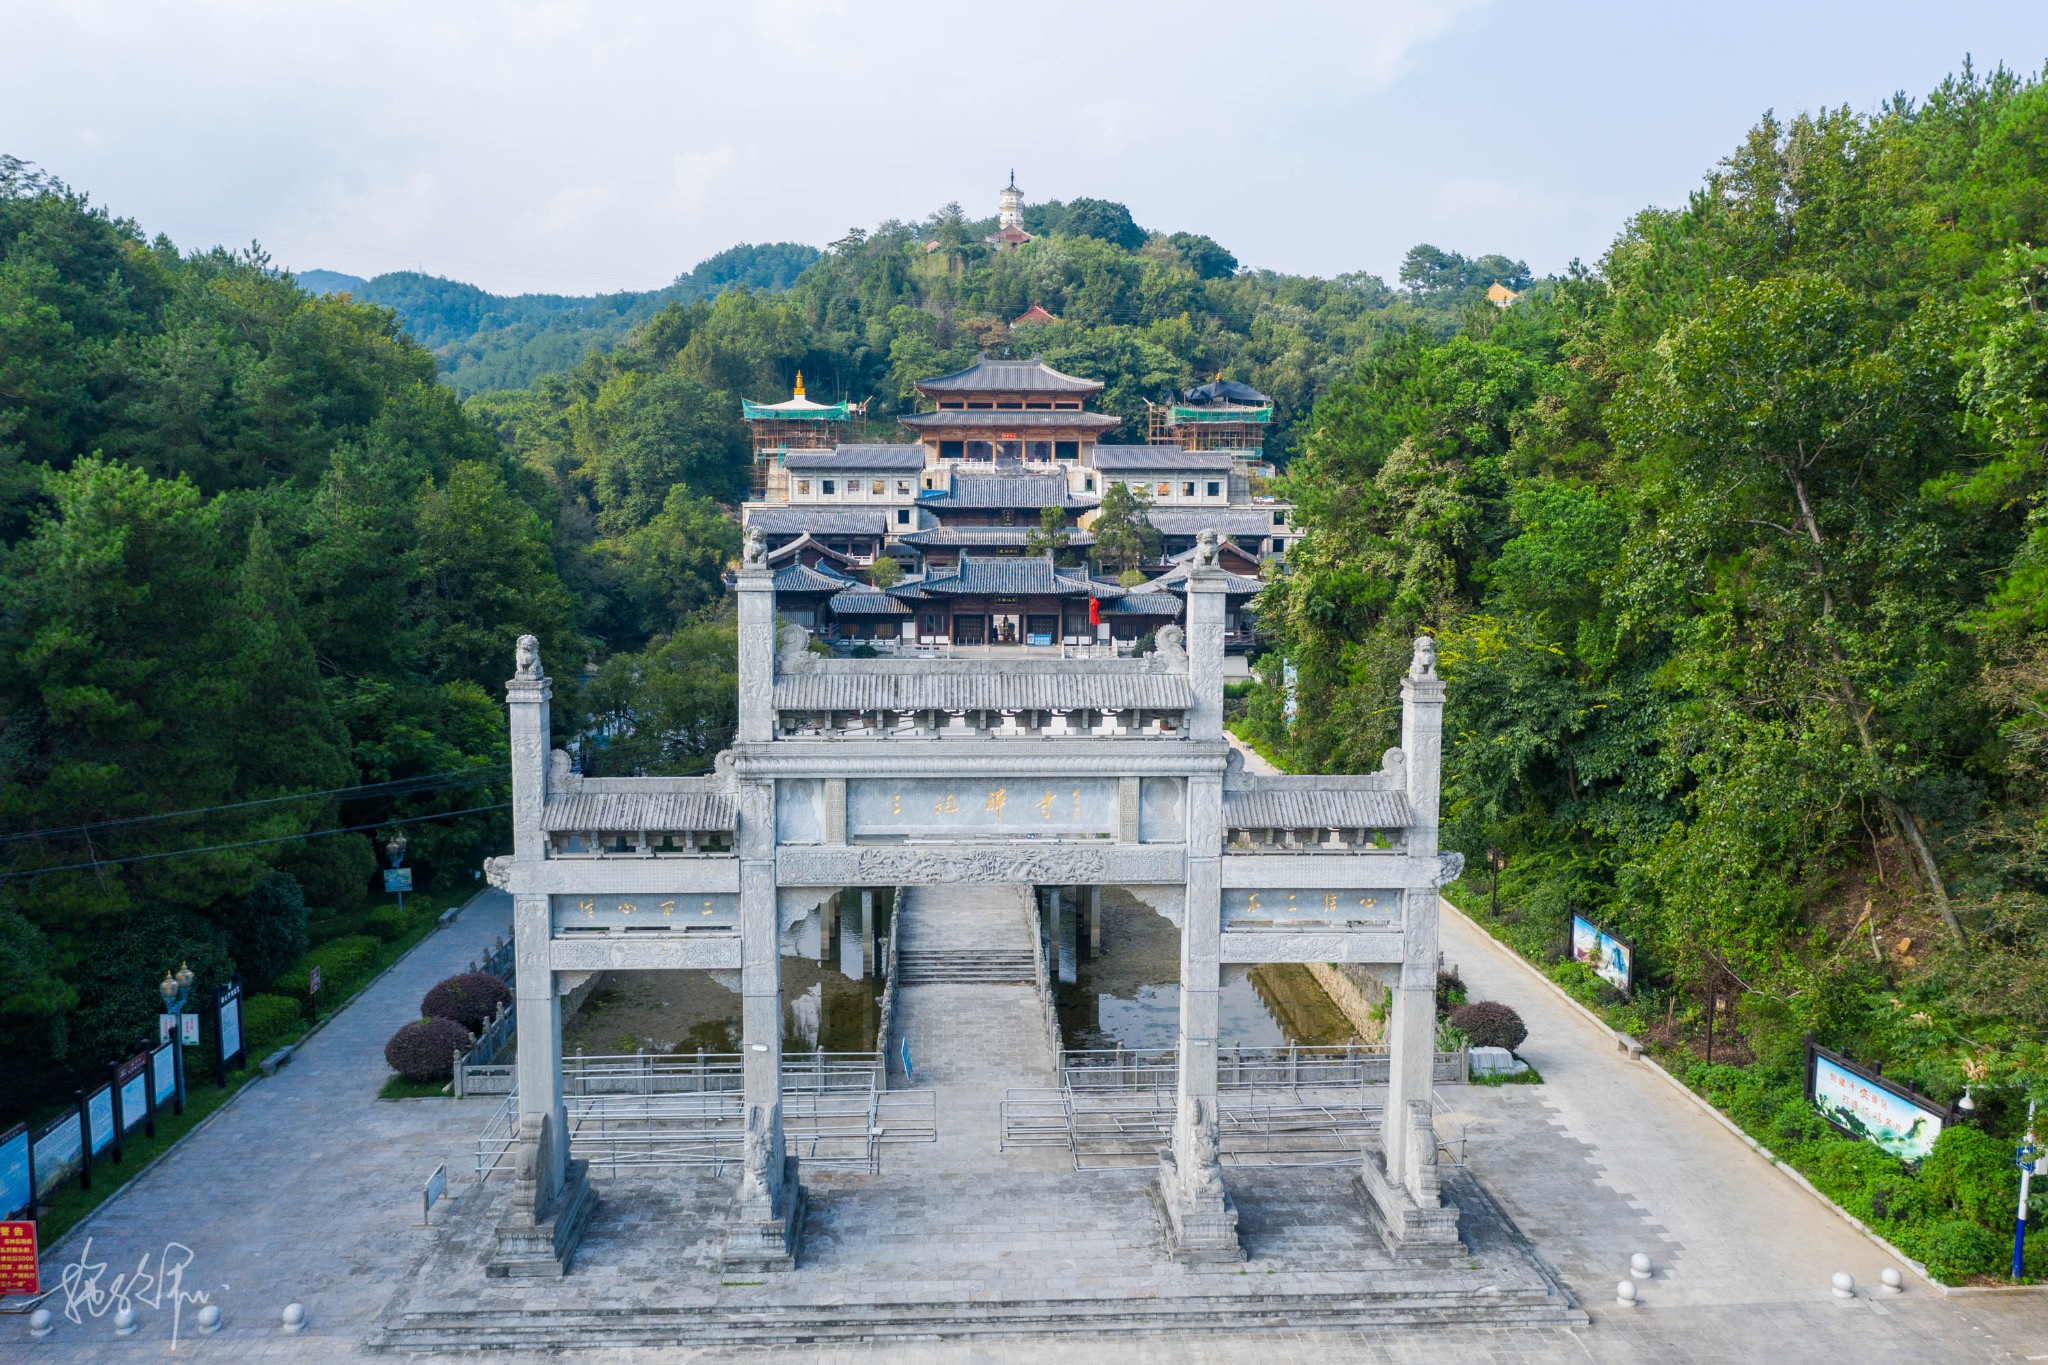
[
  {"xmin": 151, "ymin": 1042, "xmax": 177, "ymax": 1107},
  {"xmin": 309, "ymin": 964, "xmax": 322, "ymax": 997},
  {"xmin": 86, "ymin": 1086, "xmax": 115, "ymax": 1156},
  {"xmin": 32, "ymin": 1114, "xmax": 80, "ymax": 1197},
  {"xmin": 1570, "ymin": 913, "xmax": 1634, "ymax": 996},
  {"xmin": 0, "ymin": 1220, "xmax": 38, "ymax": 1296},
  {"xmin": 217, "ymin": 977, "xmax": 245, "ymax": 1075},
  {"xmin": 384, "ymin": 866, "xmax": 413, "ymax": 893},
  {"xmin": 116, "ymin": 1052, "xmax": 150, "ymax": 1134},
  {"xmin": 0, "ymin": 1124, "xmax": 31, "ymax": 1222},
  {"xmin": 1807, "ymin": 1041, "xmax": 1948, "ymax": 1162}
]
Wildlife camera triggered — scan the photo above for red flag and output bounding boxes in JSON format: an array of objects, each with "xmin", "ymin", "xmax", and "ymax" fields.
[{"xmin": 1089, "ymin": 597, "xmax": 1100, "ymax": 627}]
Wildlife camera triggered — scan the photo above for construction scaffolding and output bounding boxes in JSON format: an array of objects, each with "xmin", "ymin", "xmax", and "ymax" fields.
[{"xmin": 743, "ymin": 373, "xmax": 864, "ymax": 497}]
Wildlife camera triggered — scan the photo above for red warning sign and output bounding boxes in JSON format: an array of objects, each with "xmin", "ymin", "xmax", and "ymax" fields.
[{"xmin": 0, "ymin": 1220, "xmax": 38, "ymax": 1296}]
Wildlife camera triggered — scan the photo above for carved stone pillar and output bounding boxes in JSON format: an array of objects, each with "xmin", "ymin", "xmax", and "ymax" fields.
[
  {"xmin": 1357, "ymin": 636, "xmax": 1461, "ymax": 1260},
  {"xmin": 1161, "ymin": 841, "xmax": 1241, "ymax": 1261},
  {"xmin": 723, "ymin": 776, "xmax": 802, "ymax": 1270},
  {"xmin": 491, "ymin": 637, "xmax": 594, "ymax": 1277}
]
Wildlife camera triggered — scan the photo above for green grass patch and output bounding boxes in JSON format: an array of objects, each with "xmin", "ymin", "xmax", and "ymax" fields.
[
  {"xmin": 1470, "ymin": 1060, "xmax": 1543, "ymax": 1086},
  {"xmin": 379, "ymin": 1074, "xmax": 452, "ymax": 1100}
]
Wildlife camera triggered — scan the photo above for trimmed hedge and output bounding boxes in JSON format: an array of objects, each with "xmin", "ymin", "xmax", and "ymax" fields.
[
  {"xmin": 241, "ymin": 993, "xmax": 305, "ymax": 1048},
  {"xmin": 274, "ymin": 933, "xmax": 381, "ymax": 999},
  {"xmin": 365, "ymin": 903, "xmax": 413, "ymax": 941},
  {"xmin": 384, "ymin": 1016, "xmax": 473, "ymax": 1083},
  {"xmin": 1448, "ymin": 1000, "xmax": 1527, "ymax": 1051},
  {"xmin": 421, "ymin": 972, "xmax": 512, "ymax": 1032}
]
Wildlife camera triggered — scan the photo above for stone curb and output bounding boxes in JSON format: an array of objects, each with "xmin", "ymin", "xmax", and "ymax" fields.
[
  {"xmin": 38, "ymin": 887, "xmax": 494, "ymax": 1264},
  {"xmin": 1433, "ymin": 896, "xmax": 2032, "ymax": 1298}
]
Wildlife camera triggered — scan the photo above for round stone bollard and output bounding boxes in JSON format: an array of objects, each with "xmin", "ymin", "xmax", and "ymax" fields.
[
  {"xmin": 1615, "ymin": 1279, "xmax": 1639, "ymax": 1307},
  {"xmin": 113, "ymin": 1307, "xmax": 138, "ymax": 1337},
  {"xmin": 28, "ymin": 1307, "xmax": 53, "ymax": 1339},
  {"xmin": 1831, "ymin": 1271, "xmax": 1855, "ymax": 1299},
  {"xmin": 197, "ymin": 1304, "xmax": 223, "ymax": 1334},
  {"xmin": 1880, "ymin": 1267, "xmax": 1903, "ymax": 1294},
  {"xmin": 281, "ymin": 1302, "xmax": 307, "ymax": 1334},
  {"xmin": 1630, "ymin": 1251, "xmax": 1653, "ymax": 1280}
]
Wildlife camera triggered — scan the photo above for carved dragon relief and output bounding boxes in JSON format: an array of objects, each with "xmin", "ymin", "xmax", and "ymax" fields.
[
  {"xmin": 1434, "ymin": 851, "xmax": 1466, "ymax": 887},
  {"xmin": 779, "ymin": 844, "xmax": 1117, "ymax": 886}
]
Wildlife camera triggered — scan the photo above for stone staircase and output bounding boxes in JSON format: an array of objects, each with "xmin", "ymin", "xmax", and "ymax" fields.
[{"xmin": 896, "ymin": 946, "xmax": 1036, "ymax": 984}]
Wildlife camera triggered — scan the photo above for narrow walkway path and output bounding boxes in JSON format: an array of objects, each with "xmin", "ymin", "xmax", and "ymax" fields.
[
  {"xmin": 28, "ymin": 891, "xmax": 513, "ymax": 1360},
  {"xmin": 889, "ymin": 884, "xmax": 1056, "ymax": 1171}
]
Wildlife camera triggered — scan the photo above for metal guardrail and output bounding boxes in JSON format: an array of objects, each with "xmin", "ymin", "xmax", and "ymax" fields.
[
  {"xmin": 473, "ymin": 1051, "xmax": 933, "ymax": 1180},
  {"xmin": 1001, "ymin": 1051, "xmax": 1469, "ymax": 1171},
  {"xmin": 1060, "ymin": 1044, "xmax": 1469, "ymax": 1089}
]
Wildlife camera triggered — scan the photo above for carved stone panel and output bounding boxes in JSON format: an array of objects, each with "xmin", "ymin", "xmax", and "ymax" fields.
[
  {"xmin": 1222, "ymin": 887, "xmax": 1402, "ymax": 930},
  {"xmin": 777, "ymin": 842, "xmax": 1186, "ymax": 887},
  {"xmin": 847, "ymin": 777, "xmax": 1117, "ymax": 839},
  {"xmin": 776, "ymin": 779, "xmax": 825, "ymax": 845},
  {"xmin": 550, "ymin": 892, "xmax": 737, "ymax": 934},
  {"xmin": 1138, "ymin": 777, "xmax": 1186, "ymax": 843}
]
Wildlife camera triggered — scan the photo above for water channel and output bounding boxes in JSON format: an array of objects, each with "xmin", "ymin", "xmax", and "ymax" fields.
[
  {"xmin": 555, "ymin": 885, "xmax": 1361, "ymax": 1059},
  {"xmin": 1052, "ymin": 887, "xmax": 1361, "ymax": 1050}
]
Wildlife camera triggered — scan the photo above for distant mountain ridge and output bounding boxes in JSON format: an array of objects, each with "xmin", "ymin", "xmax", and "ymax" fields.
[{"xmin": 298, "ymin": 241, "xmax": 820, "ymax": 394}]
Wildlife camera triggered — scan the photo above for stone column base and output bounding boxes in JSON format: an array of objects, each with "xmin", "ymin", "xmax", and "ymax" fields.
[
  {"xmin": 1356, "ymin": 1150, "xmax": 1463, "ymax": 1262},
  {"xmin": 1155, "ymin": 1152, "xmax": 1246, "ymax": 1264},
  {"xmin": 720, "ymin": 1157, "xmax": 806, "ymax": 1273},
  {"xmin": 487, "ymin": 1160, "xmax": 597, "ymax": 1278}
]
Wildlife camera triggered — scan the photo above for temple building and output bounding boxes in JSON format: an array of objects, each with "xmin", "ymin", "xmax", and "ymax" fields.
[{"xmin": 740, "ymin": 348, "xmax": 1296, "ymax": 672}]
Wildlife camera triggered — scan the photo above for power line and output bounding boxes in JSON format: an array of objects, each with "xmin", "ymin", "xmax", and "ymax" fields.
[
  {"xmin": 0, "ymin": 804, "xmax": 511, "ymax": 883},
  {"xmin": 0, "ymin": 766, "xmax": 507, "ymax": 847}
]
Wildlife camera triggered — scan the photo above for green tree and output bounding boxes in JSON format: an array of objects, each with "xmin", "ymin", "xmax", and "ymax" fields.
[{"xmin": 1088, "ymin": 481, "xmax": 1160, "ymax": 575}]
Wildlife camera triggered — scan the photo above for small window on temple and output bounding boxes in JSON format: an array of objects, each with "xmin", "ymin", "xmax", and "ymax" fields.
[
  {"xmin": 871, "ymin": 480, "xmax": 884, "ymax": 494},
  {"xmin": 1084, "ymin": 475, "xmax": 1096, "ymax": 491},
  {"xmin": 1182, "ymin": 482, "xmax": 1195, "ymax": 497},
  {"xmin": 1055, "ymin": 441, "xmax": 1079, "ymax": 460},
  {"xmin": 822, "ymin": 479, "xmax": 835, "ymax": 495},
  {"xmin": 1207, "ymin": 481, "xmax": 1221, "ymax": 497},
  {"xmin": 924, "ymin": 475, "xmax": 936, "ymax": 489},
  {"xmin": 796, "ymin": 479, "xmax": 811, "ymax": 495},
  {"xmin": 897, "ymin": 480, "xmax": 911, "ymax": 494},
  {"xmin": 896, "ymin": 508, "xmax": 910, "ymax": 524},
  {"xmin": 1272, "ymin": 509, "xmax": 1286, "ymax": 526},
  {"xmin": 1157, "ymin": 482, "xmax": 1170, "ymax": 496}
]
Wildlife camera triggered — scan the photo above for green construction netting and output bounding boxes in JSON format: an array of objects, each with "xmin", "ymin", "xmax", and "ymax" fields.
[
  {"xmin": 1168, "ymin": 405, "xmax": 1272, "ymax": 423},
  {"xmin": 742, "ymin": 400, "xmax": 851, "ymax": 421}
]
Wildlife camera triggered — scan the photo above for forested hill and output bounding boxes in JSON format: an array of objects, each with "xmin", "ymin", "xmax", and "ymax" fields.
[
  {"xmin": 300, "ymin": 241, "xmax": 821, "ymax": 394},
  {"xmin": 1243, "ymin": 62, "xmax": 2048, "ymax": 1240}
]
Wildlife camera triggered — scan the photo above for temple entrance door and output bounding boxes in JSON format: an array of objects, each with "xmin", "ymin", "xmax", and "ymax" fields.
[{"xmin": 953, "ymin": 614, "xmax": 986, "ymax": 646}]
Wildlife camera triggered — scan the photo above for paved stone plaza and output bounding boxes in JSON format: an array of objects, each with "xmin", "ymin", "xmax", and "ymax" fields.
[{"xmin": 11, "ymin": 869, "xmax": 2048, "ymax": 1360}]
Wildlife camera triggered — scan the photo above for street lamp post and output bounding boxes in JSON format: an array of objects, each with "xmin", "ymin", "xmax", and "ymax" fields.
[{"xmin": 157, "ymin": 961, "xmax": 194, "ymax": 1114}]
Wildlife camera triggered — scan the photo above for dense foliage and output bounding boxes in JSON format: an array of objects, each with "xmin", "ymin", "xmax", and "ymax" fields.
[
  {"xmin": 300, "ymin": 241, "xmax": 820, "ymax": 395},
  {"xmin": 1248, "ymin": 64, "xmax": 2048, "ymax": 1142},
  {"xmin": 383, "ymin": 1015, "xmax": 473, "ymax": 1082},
  {"xmin": 421, "ymin": 971, "xmax": 512, "ymax": 1032}
]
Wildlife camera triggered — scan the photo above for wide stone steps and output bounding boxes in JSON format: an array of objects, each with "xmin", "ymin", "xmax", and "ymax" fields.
[
  {"xmin": 370, "ymin": 1283, "xmax": 1585, "ymax": 1350},
  {"xmin": 895, "ymin": 948, "xmax": 1036, "ymax": 985}
]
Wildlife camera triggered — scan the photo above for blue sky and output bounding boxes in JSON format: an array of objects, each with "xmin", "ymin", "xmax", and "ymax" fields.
[{"xmin": 4, "ymin": 1, "xmax": 2046, "ymax": 296}]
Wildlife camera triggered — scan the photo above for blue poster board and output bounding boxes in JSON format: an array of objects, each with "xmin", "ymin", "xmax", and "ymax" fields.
[
  {"xmin": 152, "ymin": 1042, "xmax": 177, "ymax": 1105},
  {"xmin": 86, "ymin": 1087, "xmax": 115, "ymax": 1156},
  {"xmin": 0, "ymin": 1125, "xmax": 30, "ymax": 1221},
  {"xmin": 218, "ymin": 979, "xmax": 244, "ymax": 1070},
  {"xmin": 1808, "ymin": 1042, "xmax": 1947, "ymax": 1162},
  {"xmin": 32, "ymin": 1115, "xmax": 80, "ymax": 1197},
  {"xmin": 1570, "ymin": 913, "xmax": 1634, "ymax": 995},
  {"xmin": 384, "ymin": 867, "xmax": 413, "ymax": 892}
]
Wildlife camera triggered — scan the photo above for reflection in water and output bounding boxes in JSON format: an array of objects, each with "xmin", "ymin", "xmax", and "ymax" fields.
[
  {"xmin": 1053, "ymin": 887, "xmax": 1360, "ymax": 1050},
  {"xmin": 560, "ymin": 892, "xmax": 890, "ymax": 1056}
]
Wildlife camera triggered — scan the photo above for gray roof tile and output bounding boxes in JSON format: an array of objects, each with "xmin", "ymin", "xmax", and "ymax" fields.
[
  {"xmin": 774, "ymin": 561, "xmax": 858, "ymax": 594},
  {"xmin": 541, "ymin": 791, "xmax": 737, "ymax": 832},
  {"xmin": 919, "ymin": 554, "xmax": 1098, "ymax": 597},
  {"xmin": 828, "ymin": 587, "xmax": 913, "ymax": 616},
  {"xmin": 784, "ymin": 444, "xmax": 927, "ymax": 471},
  {"xmin": 913, "ymin": 358, "xmax": 1102, "ymax": 395},
  {"xmin": 1146, "ymin": 508, "xmax": 1284, "ymax": 537},
  {"xmin": 1092, "ymin": 446, "xmax": 1235, "ymax": 473},
  {"xmin": 1223, "ymin": 786, "xmax": 1412, "ymax": 830},
  {"xmin": 925, "ymin": 471, "xmax": 1096, "ymax": 509},
  {"xmin": 746, "ymin": 508, "xmax": 890, "ymax": 536}
]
